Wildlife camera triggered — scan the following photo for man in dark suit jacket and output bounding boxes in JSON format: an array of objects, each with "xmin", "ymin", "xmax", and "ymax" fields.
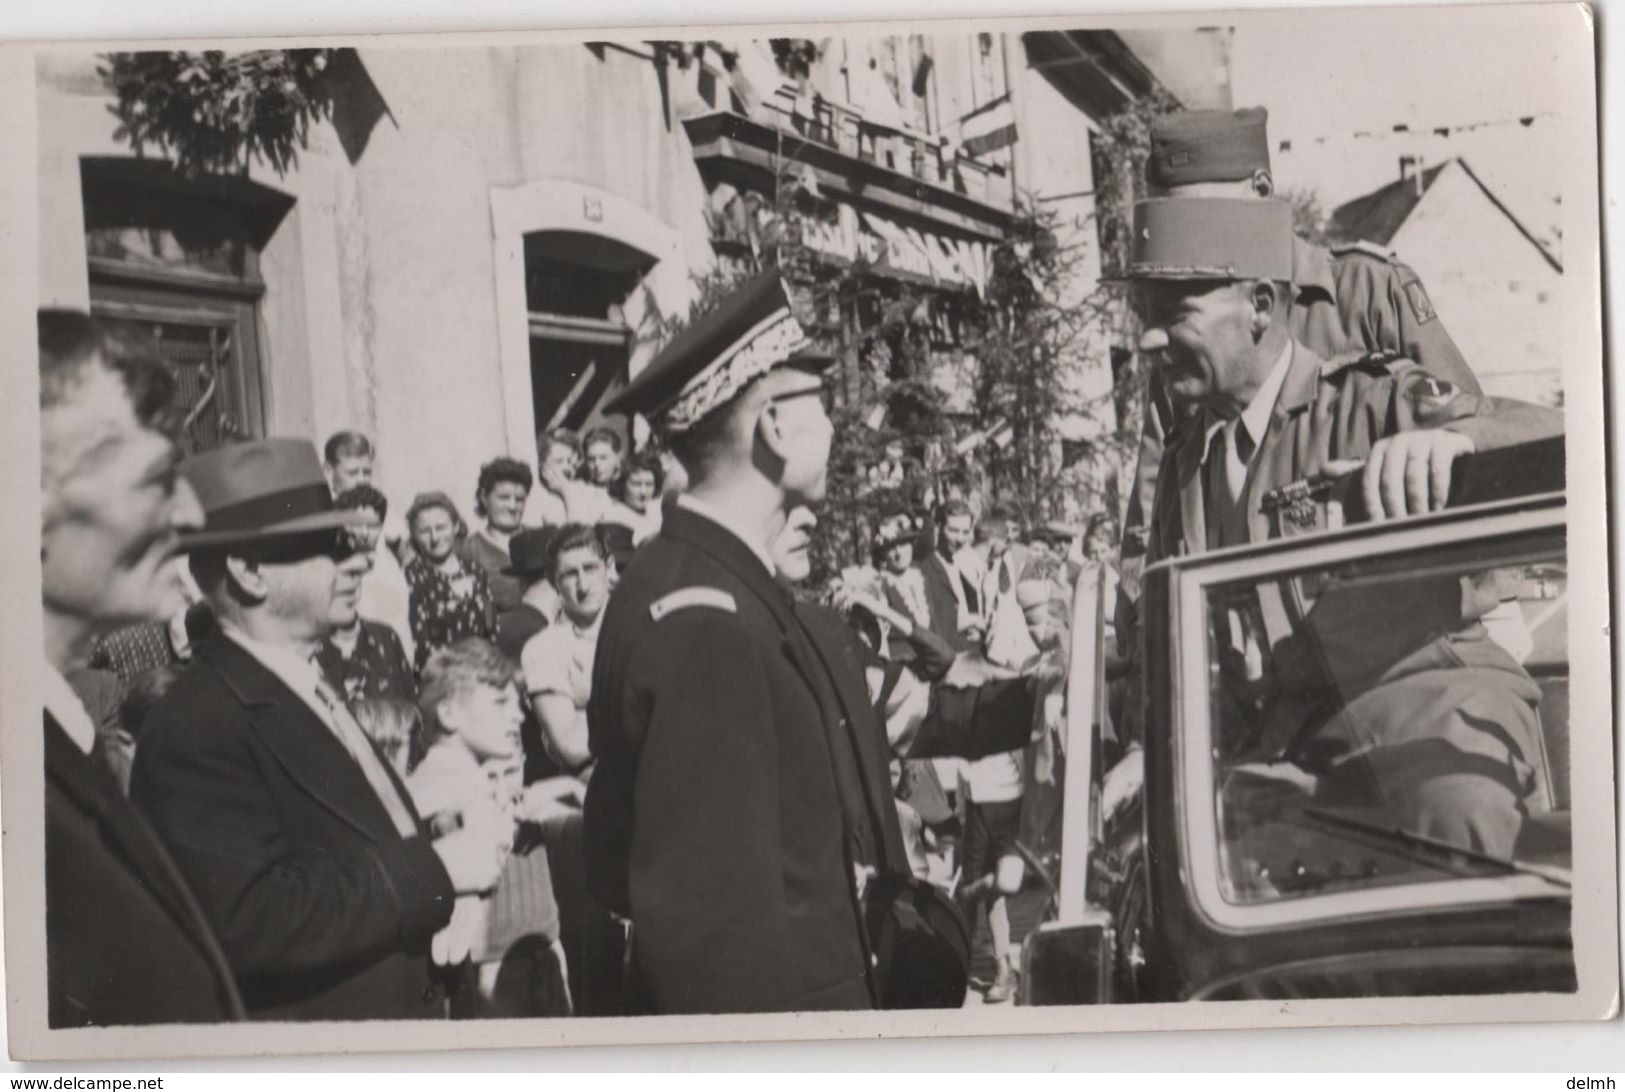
[
  {"xmin": 917, "ymin": 499, "xmax": 982, "ymax": 652},
  {"xmin": 587, "ymin": 275, "xmax": 886, "ymax": 1013},
  {"xmin": 587, "ymin": 276, "xmax": 1041, "ymax": 1014},
  {"xmin": 131, "ymin": 439, "xmax": 507, "ymax": 1021},
  {"xmin": 37, "ymin": 309, "xmax": 243, "ymax": 1027}
]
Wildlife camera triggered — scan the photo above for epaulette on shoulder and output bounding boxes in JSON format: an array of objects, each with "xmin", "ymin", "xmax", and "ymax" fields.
[
  {"xmin": 649, "ymin": 586, "xmax": 737, "ymax": 622},
  {"xmin": 1320, "ymin": 348, "xmax": 1411, "ymax": 377},
  {"xmin": 1329, "ymin": 239, "xmax": 1399, "ymax": 262}
]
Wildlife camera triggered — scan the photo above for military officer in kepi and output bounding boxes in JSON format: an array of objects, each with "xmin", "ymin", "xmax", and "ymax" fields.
[
  {"xmin": 580, "ymin": 274, "xmax": 920, "ymax": 1014},
  {"xmin": 1117, "ymin": 105, "xmax": 1479, "ymax": 609},
  {"xmin": 1117, "ymin": 192, "xmax": 1561, "ymax": 859}
]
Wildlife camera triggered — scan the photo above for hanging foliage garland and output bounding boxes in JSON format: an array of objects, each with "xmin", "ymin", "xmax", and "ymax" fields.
[{"xmin": 99, "ymin": 49, "xmax": 338, "ymax": 178}]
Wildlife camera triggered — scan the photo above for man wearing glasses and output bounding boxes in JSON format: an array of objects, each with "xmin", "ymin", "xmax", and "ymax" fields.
[
  {"xmin": 585, "ymin": 273, "xmax": 895, "ymax": 1015},
  {"xmin": 131, "ymin": 438, "xmax": 508, "ymax": 1021}
]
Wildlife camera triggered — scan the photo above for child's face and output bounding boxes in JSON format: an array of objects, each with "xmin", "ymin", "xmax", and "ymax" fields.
[
  {"xmin": 1024, "ymin": 598, "xmax": 1067, "ymax": 652},
  {"xmin": 441, "ymin": 681, "xmax": 524, "ymax": 763},
  {"xmin": 585, "ymin": 442, "xmax": 621, "ymax": 486}
]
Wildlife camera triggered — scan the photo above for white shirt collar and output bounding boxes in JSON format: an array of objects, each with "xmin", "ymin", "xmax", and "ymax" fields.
[
  {"xmin": 42, "ymin": 663, "xmax": 96, "ymax": 755},
  {"xmin": 676, "ymin": 493, "xmax": 776, "ymax": 576},
  {"xmin": 1202, "ymin": 339, "xmax": 1295, "ymax": 464}
]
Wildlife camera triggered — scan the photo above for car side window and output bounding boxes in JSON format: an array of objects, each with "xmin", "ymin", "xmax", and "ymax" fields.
[{"xmin": 1202, "ymin": 530, "xmax": 1569, "ymax": 905}]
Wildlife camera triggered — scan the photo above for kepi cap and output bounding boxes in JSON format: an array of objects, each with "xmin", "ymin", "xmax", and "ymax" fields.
[
  {"xmin": 179, "ymin": 438, "xmax": 370, "ymax": 551},
  {"xmin": 1115, "ymin": 197, "xmax": 1295, "ymax": 283},
  {"xmin": 605, "ymin": 272, "xmax": 831, "ymax": 434},
  {"xmin": 1148, "ymin": 106, "xmax": 1271, "ymax": 189}
]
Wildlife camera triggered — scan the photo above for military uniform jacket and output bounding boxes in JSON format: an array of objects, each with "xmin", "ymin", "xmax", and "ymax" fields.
[
  {"xmin": 1115, "ymin": 340, "xmax": 1559, "ymax": 750},
  {"xmin": 130, "ymin": 633, "xmax": 456, "ymax": 1021},
  {"xmin": 584, "ymin": 504, "xmax": 904, "ymax": 1015},
  {"xmin": 1146, "ymin": 339, "xmax": 1558, "ymax": 567},
  {"xmin": 46, "ymin": 714, "xmax": 245, "ymax": 1027},
  {"xmin": 1124, "ymin": 238, "xmax": 1478, "ymax": 585}
]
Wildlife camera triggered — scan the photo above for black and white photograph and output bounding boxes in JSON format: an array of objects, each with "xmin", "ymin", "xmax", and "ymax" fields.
[{"xmin": 0, "ymin": 0, "xmax": 1616, "ymax": 1064}]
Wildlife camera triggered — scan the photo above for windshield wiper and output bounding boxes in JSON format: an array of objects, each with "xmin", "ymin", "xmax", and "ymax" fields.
[{"xmin": 1301, "ymin": 806, "xmax": 1572, "ymax": 889}]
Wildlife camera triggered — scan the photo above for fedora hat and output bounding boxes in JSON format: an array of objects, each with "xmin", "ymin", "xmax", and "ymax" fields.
[{"xmin": 179, "ymin": 438, "xmax": 370, "ymax": 551}]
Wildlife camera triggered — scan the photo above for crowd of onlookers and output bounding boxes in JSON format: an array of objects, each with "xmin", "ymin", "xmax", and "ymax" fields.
[
  {"xmin": 62, "ymin": 396, "xmax": 1113, "ymax": 1014},
  {"xmin": 823, "ymin": 493, "xmax": 1118, "ymax": 1001}
]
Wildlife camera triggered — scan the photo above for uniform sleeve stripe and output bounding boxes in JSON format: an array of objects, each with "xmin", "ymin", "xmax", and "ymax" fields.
[{"xmin": 649, "ymin": 587, "xmax": 738, "ymax": 621}]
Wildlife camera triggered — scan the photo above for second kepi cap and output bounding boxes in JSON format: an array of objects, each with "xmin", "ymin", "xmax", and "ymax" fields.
[
  {"xmin": 1121, "ymin": 197, "xmax": 1295, "ymax": 282},
  {"xmin": 1148, "ymin": 106, "xmax": 1271, "ymax": 189}
]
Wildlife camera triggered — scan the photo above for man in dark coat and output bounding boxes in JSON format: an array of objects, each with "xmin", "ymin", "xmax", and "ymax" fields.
[
  {"xmin": 586, "ymin": 274, "xmax": 1036, "ymax": 1014},
  {"xmin": 37, "ymin": 309, "xmax": 243, "ymax": 1028},
  {"xmin": 131, "ymin": 439, "xmax": 508, "ymax": 1021},
  {"xmin": 585, "ymin": 274, "xmax": 881, "ymax": 1013}
]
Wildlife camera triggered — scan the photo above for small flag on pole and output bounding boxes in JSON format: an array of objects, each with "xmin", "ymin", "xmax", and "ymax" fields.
[{"xmin": 958, "ymin": 93, "xmax": 1018, "ymax": 157}]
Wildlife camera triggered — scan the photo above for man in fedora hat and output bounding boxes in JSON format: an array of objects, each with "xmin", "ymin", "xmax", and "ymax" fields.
[
  {"xmin": 130, "ymin": 438, "xmax": 509, "ymax": 1021},
  {"xmin": 38, "ymin": 309, "xmax": 244, "ymax": 1028},
  {"xmin": 1120, "ymin": 194, "xmax": 1558, "ymax": 857}
]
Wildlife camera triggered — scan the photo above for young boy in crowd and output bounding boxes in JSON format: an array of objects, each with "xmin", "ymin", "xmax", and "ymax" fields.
[
  {"xmin": 520, "ymin": 524, "xmax": 610, "ymax": 779},
  {"xmin": 408, "ymin": 638, "xmax": 581, "ymax": 1018}
]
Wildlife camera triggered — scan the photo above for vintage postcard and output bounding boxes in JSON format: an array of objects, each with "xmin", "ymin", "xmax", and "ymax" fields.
[{"xmin": 0, "ymin": 0, "xmax": 1615, "ymax": 1063}]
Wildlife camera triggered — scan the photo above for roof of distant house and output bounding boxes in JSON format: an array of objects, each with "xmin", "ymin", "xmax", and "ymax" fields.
[{"xmin": 1329, "ymin": 157, "xmax": 1561, "ymax": 274}]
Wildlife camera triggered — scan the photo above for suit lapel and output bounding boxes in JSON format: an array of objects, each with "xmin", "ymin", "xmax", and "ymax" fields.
[
  {"xmin": 1248, "ymin": 341, "xmax": 1324, "ymax": 543},
  {"xmin": 46, "ymin": 715, "xmax": 246, "ymax": 1016},
  {"xmin": 1172, "ymin": 421, "xmax": 1209, "ymax": 559},
  {"xmin": 47, "ymin": 716, "xmax": 198, "ymax": 930},
  {"xmin": 197, "ymin": 635, "xmax": 405, "ymax": 845}
]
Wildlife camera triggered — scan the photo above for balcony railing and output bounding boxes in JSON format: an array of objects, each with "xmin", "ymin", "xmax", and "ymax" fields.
[{"xmin": 753, "ymin": 85, "xmax": 1009, "ymax": 207}]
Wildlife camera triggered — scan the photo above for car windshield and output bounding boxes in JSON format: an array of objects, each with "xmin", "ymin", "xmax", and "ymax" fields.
[{"xmin": 1204, "ymin": 526, "xmax": 1570, "ymax": 905}]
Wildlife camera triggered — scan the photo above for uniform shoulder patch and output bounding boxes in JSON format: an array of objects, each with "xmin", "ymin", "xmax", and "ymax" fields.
[
  {"xmin": 1329, "ymin": 238, "xmax": 1398, "ymax": 262},
  {"xmin": 1400, "ymin": 277, "xmax": 1438, "ymax": 324},
  {"xmin": 649, "ymin": 586, "xmax": 737, "ymax": 622}
]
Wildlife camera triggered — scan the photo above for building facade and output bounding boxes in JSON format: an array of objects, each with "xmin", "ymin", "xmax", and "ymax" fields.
[
  {"xmin": 37, "ymin": 29, "xmax": 1230, "ymax": 528},
  {"xmin": 1331, "ymin": 157, "xmax": 1566, "ymax": 407}
]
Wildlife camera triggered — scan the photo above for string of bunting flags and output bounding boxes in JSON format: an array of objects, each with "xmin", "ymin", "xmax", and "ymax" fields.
[{"xmin": 1274, "ymin": 109, "xmax": 1557, "ymax": 151}]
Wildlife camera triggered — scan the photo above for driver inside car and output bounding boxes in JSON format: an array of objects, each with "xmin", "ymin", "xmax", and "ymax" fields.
[{"xmin": 1118, "ymin": 195, "xmax": 1562, "ymax": 863}]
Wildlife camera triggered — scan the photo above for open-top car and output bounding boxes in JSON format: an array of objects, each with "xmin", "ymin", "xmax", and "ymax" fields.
[{"xmin": 1020, "ymin": 438, "xmax": 1572, "ymax": 1004}]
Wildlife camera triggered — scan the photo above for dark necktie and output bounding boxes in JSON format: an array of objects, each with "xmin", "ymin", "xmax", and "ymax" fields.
[{"xmin": 313, "ymin": 676, "xmax": 419, "ymax": 837}]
